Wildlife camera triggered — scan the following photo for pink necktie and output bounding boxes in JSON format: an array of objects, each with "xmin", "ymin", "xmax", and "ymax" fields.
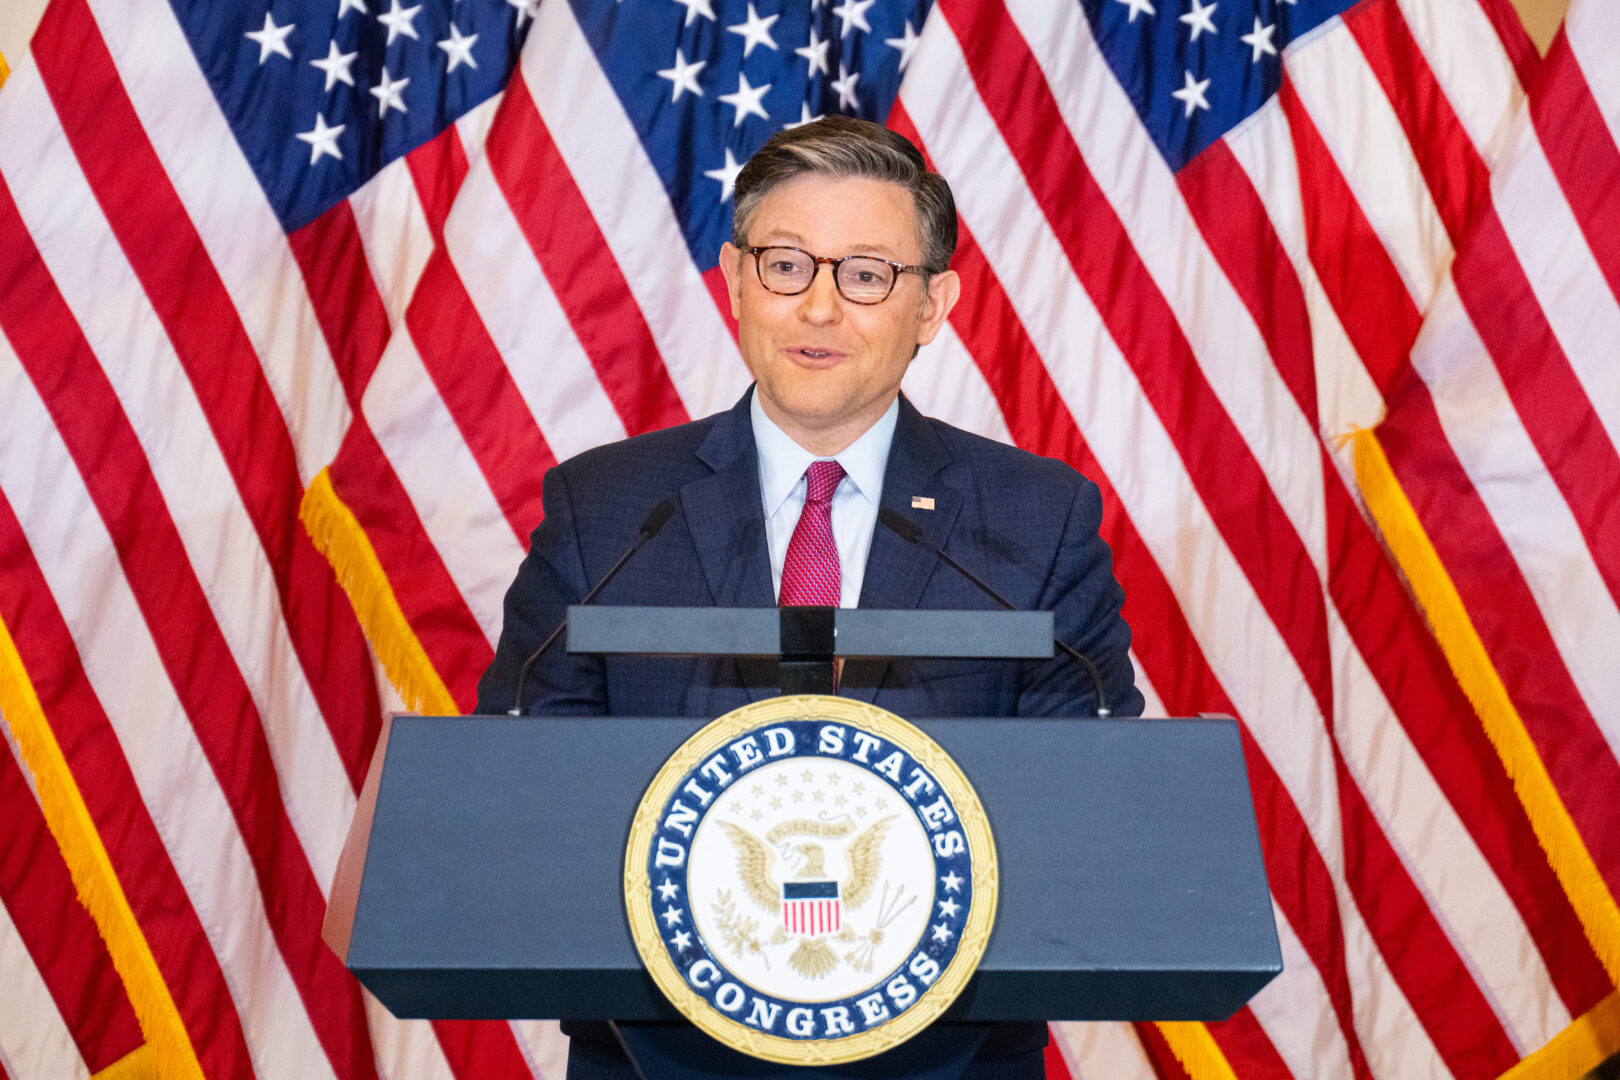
[{"xmin": 779, "ymin": 460, "xmax": 845, "ymax": 607}]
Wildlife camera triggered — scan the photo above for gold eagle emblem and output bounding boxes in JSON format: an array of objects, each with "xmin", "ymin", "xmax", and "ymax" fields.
[{"xmin": 718, "ymin": 816, "xmax": 895, "ymax": 978}]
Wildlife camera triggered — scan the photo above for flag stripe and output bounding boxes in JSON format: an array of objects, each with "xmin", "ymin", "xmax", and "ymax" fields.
[
  {"xmin": 938, "ymin": 0, "xmax": 1336, "ymax": 724},
  {"xmin": 1185, "ymin": 109, "xmax": 1598, "ymax": 1030},
  {"xmin": 1353, "ymin": 4, "xmax": 1620, "ymax": 608},
  {"xmin": 899, "ymin": 323, "xmax": 1015, "ymax": 445},
  {"xmin": 1186, "ymin": 29, "xmax": 1600, "ymax": 1034},
  {"xmin": 341, "ymin": 157, "xmax": 436, "ymax": 328},
  {"xmin": 892, "ymin": 122, "xmax": 1379, "ymax": 1080},
  {"xmin": 1048, "ymin": 1021, "xmax": 1159, "ymax": 1080},
  {"xmin": 405, "ymin": 247, "xmax": 557, "ymax": 544},
  {"xmin": 1174, "ymin": 142, "xmax": 1318, "ymax": 425},
  {"xmin": 86, "ymin": 0, "xmax": 355, "ymax": 479},
  {"xmin": 4, "ymin": 0, "xmax": 1597, "ymax": 1074},
  {"xmin": 908, "ymin": 24, "xmax": 1497, "ymax": 1068},
  {"xmin": 0, "ymin": 169, "xmax": 369, "ymax": 1080},
  {"xmin": 0, "ymin": 890, "xmax": 98, "ymax": 1080},
  {"xmin": 1134, "ymin": 1022, "xmax": 1197, "ymax": 1080},
  {"xmin": 1386, "ymin": 0, "xmax": 1526, "ymax": 164},
  {"xmin": 0, "ymin": 406, "xmax": 251, "ymax": 1078},
  {"xmin": 1494, "ymin": 129, "xmax": 1620, "ymax": 450},
  {"xmin": 1274, "ymin": 2, "xmax": 1620, "ymax": 910},
  {"xmin": 0, "ymin": 735, "xmax": 145, "ymax": 1073},
  {"xmin": 407, "ymin": 126, "xmax": 473, "ymax": 247},
  {"xmin": 1460, "ymin": 0, "xmax": 1539, "ymax": 91},
  {"xmin": 1246, "ymin": 904, "xmax": 1358, "ymax": 1079},
  {"xmin": 0, "ymin": 74, "xmax": 364, "ymax": 889},
  {"xmin": 1200, "ymin": 1008, "xmax": 1294, "ymax": 1080},
  {"xmin": 899, "ymin": 15, "xmax": 1565, "ymax": 1073},
  {"xmin": 883, "ymin": 106, "xmax": 1372, "ymax": 1067},
  {"xmin": 288, "ymin": 156, "xmax": 541, "ymax": 1075},
  {"xmin": 913, "ymin": 10, "xmax": 1555, "ymax": 1062},
  {"xmin": 288, "ymin": 202, "xmax": 395, "ymax": 405},
  {"xmin": 358, "ymin": 998, "xmax": 457, "ymax": 1080},
  {"xmin": 1287, "ymin": 26, "xmax": 1450, "ymax": 317},
  {"xmin": 1220, "ymin": 101, "xmax": 1392, "ymax": 444},
  {"xmin": 1326, "ymin": 528, "xmax": 1576, "ymax": 1051},
  {"xmin": 362, "ymin": 328, "xmax": 530, "ymax": 647},
  {"xmin": 524, "ymin": 0, "xmax": 748, "ymax": 419},
  {"xmin": 427, "ymin": 1021, "xmax": 536, "ymax": 1080},
  {"xmin": 325, "ymin": 425, "xmax": 496, "ymax": 710},
  {"xmin": 1376, "ymin": 390, "xmax": 1620, "ymax": 898},
  {"xmin": 1342, "ymin": 0, "xmax": 1489, "ymax": 245},
  {"xmin": 1274, "ymin": 21, "xmax": 1620, "ymax": 1016},
  {"xmin": 1449, "ymin": 211, "xmax": 1620, "ymax": 604},
  {"xmin": 1276, "ymin": 78, "xmax": 1419, "ymax": 397},
  {"xmin": 1004, "ymin": 0, "xmax": 1330, "ymax": 562},
  {"xmin": 1409, "ymin": 280, "xmax": 1620, "ymax": 754},
  {"xmin": 27, "ymin": 0, "xmax": 375, "ymax": 874},
  {"xmin": 447, "ymin": 152, "xmax": 632, "ymax": 467},
  {"xmin": 1323, "ymin": 456, "xmax": 1612, "ymax": 1018},
  {"xmin": 290, "ymin": 201, "xmax": 508, "ymax": 697},
  {"xmin": 1177, "ymin": 137, "xmax": 1581, "ymax": 1044},
  {"xmin": 1333, "ymin": 752, "xmax": 1520, "ymax": 1073},
  {"xmin": 492, "ymin": 74, "xmax": 690, "ymax": 439}
]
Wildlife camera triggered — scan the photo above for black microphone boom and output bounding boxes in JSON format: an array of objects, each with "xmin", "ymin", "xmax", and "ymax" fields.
[
  {"xmin": 507, "ymin": 499, "xmax": 676, "ymax": 716},
  {"xmin": 877, "ymin": 507, "xmax": 1112, "ymax": 717}
]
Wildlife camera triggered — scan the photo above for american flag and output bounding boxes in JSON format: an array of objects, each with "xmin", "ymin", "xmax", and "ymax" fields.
[{"xmin": 0, "ymin": 0, "xmax": 1616, "ymax": 1077}]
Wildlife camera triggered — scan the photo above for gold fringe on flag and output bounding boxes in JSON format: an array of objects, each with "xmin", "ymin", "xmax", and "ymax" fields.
[
  {"xmin": 1156, "ymin": 1021, "xmax": 1240, "ymax": 1080},
  {"xmin": 92, "ymin": 1044, "xmax": 157, "ymax": 1080},
  {"xmin": 300, "ymin": 467, "xmax": 458, "ymax": 715},
  {"xmin": 1, "ymin": 49, "xmax": 11, "ymax": 87},
  {"xmin": 1499, "ymin": 990, "xmax": 1620, "ymax": 1080},
  {"xmin": 1349, "ymin": 428, "xmax": 1620, "ymax": 988},
  {"xmin": 0, "ymin": 616, "xmax": 200, "ymax": 1080}
]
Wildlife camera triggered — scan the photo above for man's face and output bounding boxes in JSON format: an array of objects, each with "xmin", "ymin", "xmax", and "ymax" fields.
[{"xmin": 719, "ymin": 173, "xmax": 960, "ymax": 454}]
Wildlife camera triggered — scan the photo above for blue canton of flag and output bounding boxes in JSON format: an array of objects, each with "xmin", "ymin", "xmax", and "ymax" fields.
[
  {"xmin": 1081, "ymin": 0, "xmax": 1355, "ymax": 170},
  {"xmin": 570, "ymin": 0, "xmax": 933, "ymax": 272},
  {"xmin": 171, "ymin": 0, "xmax": 530, "ymax": 231}
]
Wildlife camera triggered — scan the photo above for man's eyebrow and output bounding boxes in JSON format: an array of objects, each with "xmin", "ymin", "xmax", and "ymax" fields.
[{"xmin": 755, "ymin": 230, "xmax": 905, "ymax": 259}]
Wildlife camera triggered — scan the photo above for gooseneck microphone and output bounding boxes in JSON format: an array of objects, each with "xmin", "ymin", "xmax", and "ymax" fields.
[
  {"xmin": 878, "ymin": 507, "xmax": 1112, "ymax": 717},
  {"xmin": 508, "ymin": 499, "xmax": 676, "ymax": 716}
]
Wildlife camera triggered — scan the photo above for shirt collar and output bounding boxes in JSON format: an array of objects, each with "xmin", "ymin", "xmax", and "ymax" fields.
[{"xmin": 751, "ymin": 391, "xmax": 900, "ymax": 517}]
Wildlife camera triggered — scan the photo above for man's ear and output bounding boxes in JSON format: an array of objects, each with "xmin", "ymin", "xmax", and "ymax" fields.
[
  {"xmin": 717, "ymin": 242, "xmax": 744, "ymax": 321},
  {"xmin": 914, "ymin": 269, "xmax": 961, "ymax": 347}
]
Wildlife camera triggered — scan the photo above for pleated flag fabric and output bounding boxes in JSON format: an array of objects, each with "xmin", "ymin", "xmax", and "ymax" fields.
[{"xmin": 0, "ymin": 0, "xmax": 1615, "ymax": 1077}]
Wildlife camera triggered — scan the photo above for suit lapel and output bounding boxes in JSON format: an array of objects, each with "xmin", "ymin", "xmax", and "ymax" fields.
[
  {"xmin": 845, "ymin": 397, "xmax": 961, "ymax": 704},
  {"xmin": 682, "ymin": 391, "xmax": 776, "ymax": 702}
]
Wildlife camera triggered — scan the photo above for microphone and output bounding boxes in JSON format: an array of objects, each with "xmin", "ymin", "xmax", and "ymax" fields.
[
  {"xmin": 507, "ymin": 499, "xmax": 676, "ymax": 716},
  {"xmin": 878, "ymin": 507, "xmax": 1112, "ymax": 717}
]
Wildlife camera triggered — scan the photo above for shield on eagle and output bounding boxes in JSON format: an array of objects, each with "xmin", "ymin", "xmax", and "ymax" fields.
[{"xmin": 781, "ymin": 880, "xmax": 841, "ymax": 936}]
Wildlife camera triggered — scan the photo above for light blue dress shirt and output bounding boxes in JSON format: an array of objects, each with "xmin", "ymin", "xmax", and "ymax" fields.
[{"xmin": 750, "ymin": 393, "xmax": 899, "ymax": 608}]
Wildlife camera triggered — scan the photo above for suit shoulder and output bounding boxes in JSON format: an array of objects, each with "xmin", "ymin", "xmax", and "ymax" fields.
[{"xmin": 926, "ymin": 417, "xmax": 1093, "ymax": 495}]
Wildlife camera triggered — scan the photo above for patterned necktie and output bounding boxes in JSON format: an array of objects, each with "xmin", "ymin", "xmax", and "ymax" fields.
[{"xmin": 779, "ymin": 460, "xmax": 845, "ymax": 607}]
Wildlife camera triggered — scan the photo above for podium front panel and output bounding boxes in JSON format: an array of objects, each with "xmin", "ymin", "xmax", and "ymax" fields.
[{"xmin": 339, "ymin": 715, "xmax": 1279, "ymax": 1021}]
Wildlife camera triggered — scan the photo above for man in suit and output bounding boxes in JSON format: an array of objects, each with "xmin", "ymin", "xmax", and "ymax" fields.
[{"xmin": 477, "ymin": 116, "xmax": 1142, "ymax": 1078}]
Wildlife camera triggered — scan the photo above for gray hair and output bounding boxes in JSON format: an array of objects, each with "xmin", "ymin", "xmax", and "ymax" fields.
[{"xmin": 730, "ymin": 116, "xmax": 958, "ymax": 275}]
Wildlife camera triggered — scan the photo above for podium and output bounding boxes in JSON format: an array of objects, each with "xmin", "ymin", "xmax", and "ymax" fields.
[{"xmin": 324, "ymin": 608, "xmax": 1282, "ymax": 1076}]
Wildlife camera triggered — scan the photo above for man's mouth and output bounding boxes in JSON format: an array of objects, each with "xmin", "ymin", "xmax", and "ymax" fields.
[{"xmin": 789, "ymin": 347, "xmax": 846, "ymax": 363}]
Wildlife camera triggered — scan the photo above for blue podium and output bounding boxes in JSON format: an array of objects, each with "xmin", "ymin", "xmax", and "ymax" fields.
[{"xmin": 323, "ymin": 608, "xmax": 1281, "ymax": 1077}]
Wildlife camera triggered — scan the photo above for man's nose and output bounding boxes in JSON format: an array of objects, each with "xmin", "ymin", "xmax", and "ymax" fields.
[{"xmin": 797, "ymin": 263, "xmax": 842, "ymax": 322}]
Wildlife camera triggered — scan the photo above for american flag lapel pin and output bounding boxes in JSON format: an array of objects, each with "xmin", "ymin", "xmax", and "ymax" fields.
[{"xmin": 911, "ymin": 496, "xmax": 935, "ymax": 510}]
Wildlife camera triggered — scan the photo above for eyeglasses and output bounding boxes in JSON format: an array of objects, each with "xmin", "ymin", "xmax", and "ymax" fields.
[{"xmin": 741, "ymin": 245, "xmax": 931, "ymax": 305}]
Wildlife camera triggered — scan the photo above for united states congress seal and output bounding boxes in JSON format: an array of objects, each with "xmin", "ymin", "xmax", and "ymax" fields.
[{"xmin": 623, "ymin": 695, "xmax": 997, "ymax": 1065}]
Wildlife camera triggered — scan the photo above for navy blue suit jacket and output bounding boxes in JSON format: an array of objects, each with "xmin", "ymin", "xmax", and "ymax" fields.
[{"xmin": 476, "ymin": 389, "xmax": 1143, "ymax": 720}]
